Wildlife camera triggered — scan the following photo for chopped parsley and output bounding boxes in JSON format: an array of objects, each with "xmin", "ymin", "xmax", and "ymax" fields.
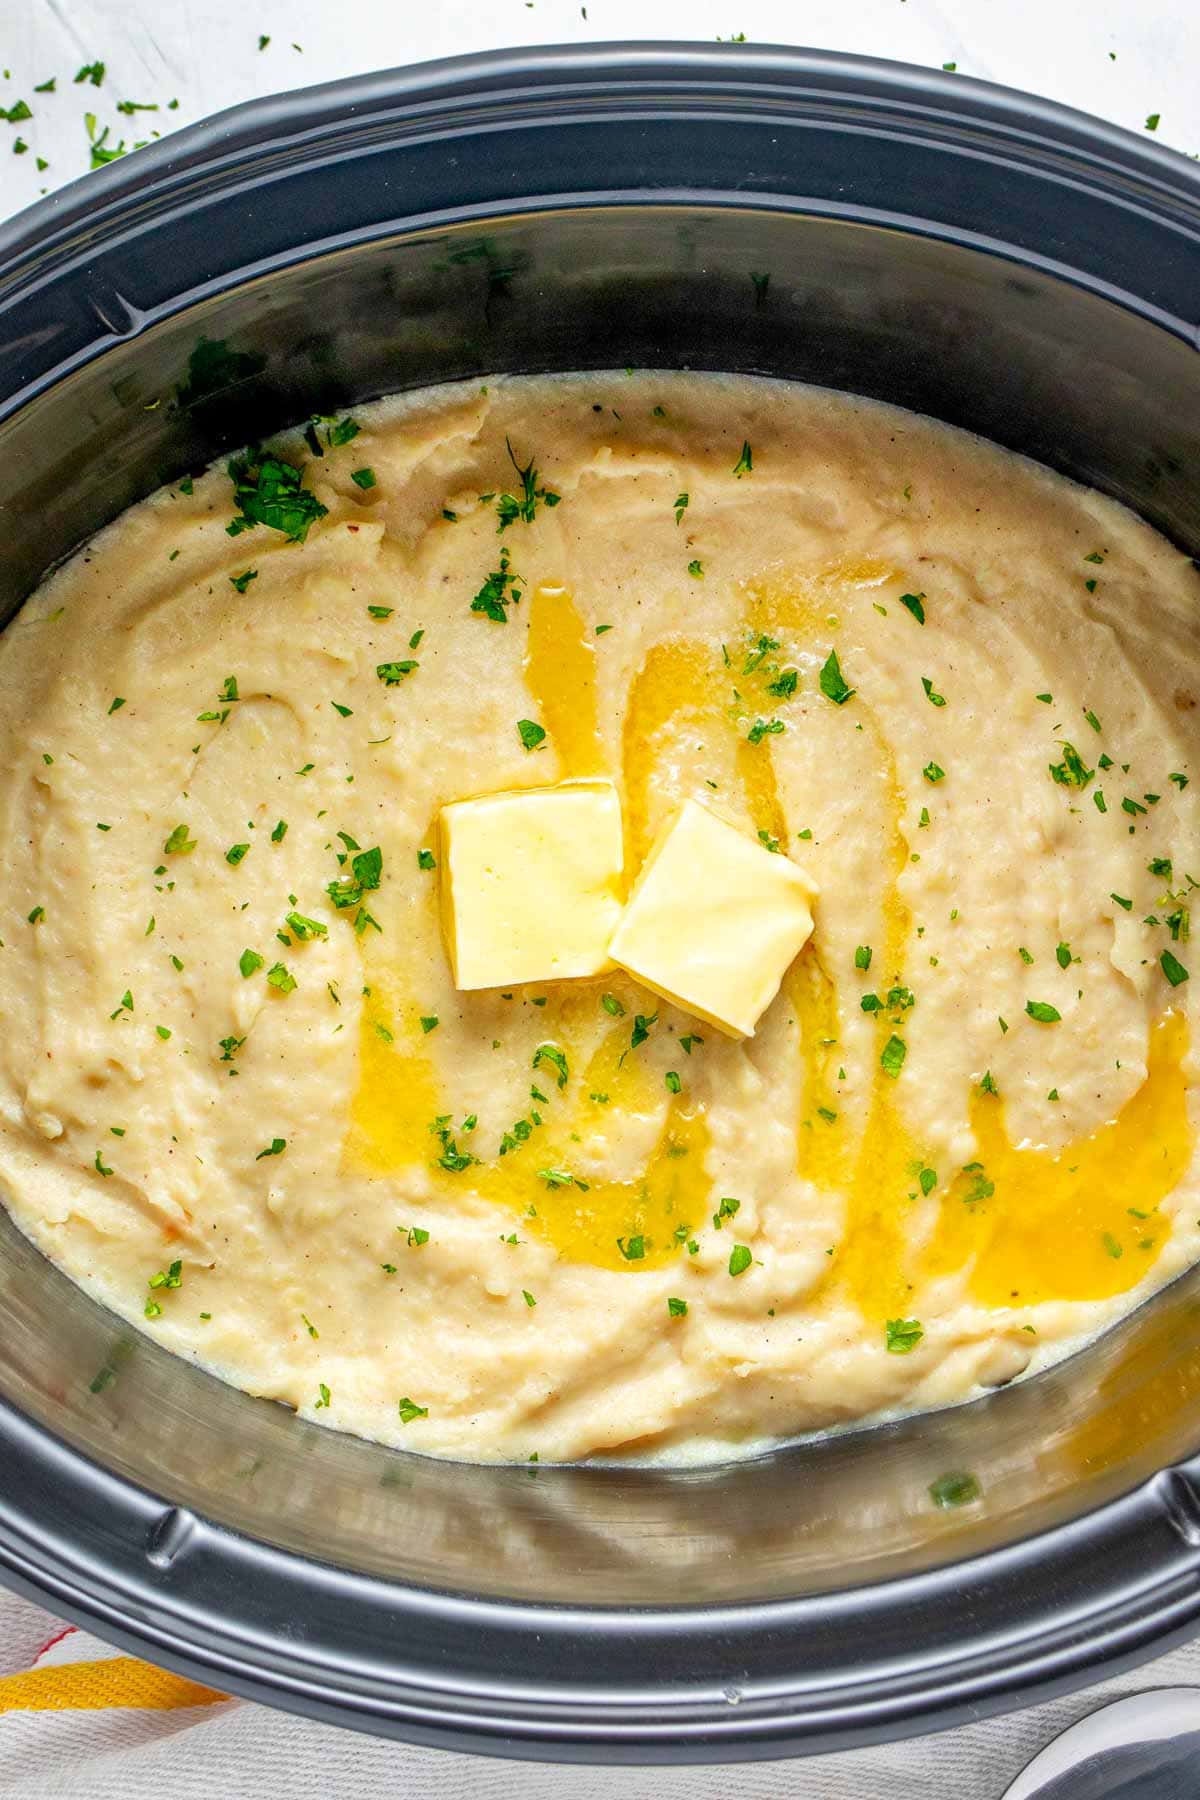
[
  {"xmin": 431, "ymin": 1114, "xmax": 477, "ymax": 1173},
  {"xmin": 326, "ymin": 841, "xmax": 383, "ymax": 914},
  {"xmin": 1111, "ymin": 892, "xmax": 1133, "ymax": 911},
  {"xmin": 471, "ymin": 546, "xmax": 523, "ymax": 622},
  {"xmin": 757, "ymin": 828, "xmax": 782, "ymax": 854},
  {"xmin": 376, "ymin": 659, "xmax": 418, "ymax": 685},
  {"xmin": 630, "ymin": 1012, "xmax": 657, "ymax": 1051},
  {"xmin": 674, "ymin": 492, "xmax": 689, "ymax": 524},
  {"xmin": 964, "ymin": 1163, "xmax": 995, "ymax": 1203},
  {"xmin": 518, "ymin": 719, "xmax": 546, "ymax": 751},
  {"xmin": 494, "ymin": 440, "xmax": 560, "ymax": 531},
  {"xmin": 420, "ymin": 1015, "xmax": 439, "ymax": 1034},
  {"xmin": 225, "ymin": 843, "xmax": 250, "ymax": 866},
  {"xmin": 1161, "ymin": 949, "xmax": 1190, "ymax": 987},
  {"xmin": 285, "ymin": 910, "xmax": 326, "ymax": 941},
  {"xmin": 855, "ymin": 945, "xmax": 873, "ymax": 970},
  {"xmin": 1049, "ymin": 741, "xmax": 1094, "ymax": 790},
  {"xmin": 667, "ymin": 1296, "xmax": 688, "ymax": 1318},
  {"xmin": 923, "ymin": 762, "xmax": 945, "ymax": 784},
  {"xmin": 665, "ymin": 1071, "xmax": 682, "ymax": 1094},
  {"xmin": 880, "ymin": 1034, "xmax": 907, "ymax": 1078},
  {"xmin": 885, "ymin": 1316, "xmax": 923, "ymax": 1354},
  {"xmin": 1026, "ymin": 1000, "xmax": 1061, "ymax": 1023},
  {"xmin": 239, "ymin": 948, "xmax": 263, "ymax": 978},
  {"xmin": 929, "ymin": 1471, "xmax": 981, "ymax": 1508},
  {"xmin": 397, "ymin": 1397, "xmax": 428, "ymax": 1423},
  {"xmin": 163, "ymin": 823, "xmax": 196, "ymax": 855},
  {"xmin": 617, "ymin": 1235, "xmax": 646, "ymax": 1261},
  {"xmin": 728, "ymin": 1244, "xmax": 752, "ymax": 1277},
  {"xmin": 732, "ymin": 441, "xmax": 753, "ymax": 477},
  {"xmin": 747, "ymin": 717, "xmax": 785, "ymax": 743},
  {"xmin": 921, "ymin": 676, "xmax": 946, "ymax": 708},
  {"xmin": 266, "ymin": 963, "xmax": 296, "ymax": 994},
  {"xmin": 367, "ymin": 605, "xmax": 393, "ymax": 620},
  {"xmin": 417, "ymin": 848, "xmax": 436, "ymax": 871},
  {"xmin": 350, "ymin": 467, "xmax": 376, "ymax": 490},
  {"xmin": 601, "ymin": 993, "xmax": 626, "ymax": 1017},
  {"xmin": 537, "ymin": 1167, "xmax": 577, "ymax": 1191},
  {"xmin": 899, "ymin": 592, "xmax": 926, "ymax": 624},
  {"xmin": 918, "ymin": 1167, "xmax": 938, "ymax": 1197},
  {"xmin": 227, "ymin": 452, "xmax": 328, "ymax": 543},
  {"xmin": 687, "ymin": 559, "xmax": 704, "ymax": 578},
  {"xmin": 255, "ymin": 1138, "xmax": 286, "ymax": 1160},
  {"xmin": 1056, "ymin": 942, "xmax": 1072, "ymax": 968},
  {"xmin": 108, "ymin": 696, "xmax": 126, "ymax": 715},
  {"xmin": 230, "ymin": 569, "xmax": 258, "ymax": 594},
  {"xmin": 819, "ymin": 649, "xmax": 855, "ymax": 705},
  {"xmin": 532, "ymin": 1042, "xmax": 569, "ymax": 1088}
]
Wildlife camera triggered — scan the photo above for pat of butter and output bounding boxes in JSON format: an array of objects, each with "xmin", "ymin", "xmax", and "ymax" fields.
[
  {"xmin": 608, "ymin": 799, "xmax": 817, "ymax": 1038},
  {"xmin": 440, "ymin": 780, "xmax": 624, "ymax": 989}
]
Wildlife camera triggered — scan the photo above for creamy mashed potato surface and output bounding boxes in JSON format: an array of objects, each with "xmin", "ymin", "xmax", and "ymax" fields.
[{"xmin": 0, "ymin": 372, "xmax": 1196, "ymax": 1463}]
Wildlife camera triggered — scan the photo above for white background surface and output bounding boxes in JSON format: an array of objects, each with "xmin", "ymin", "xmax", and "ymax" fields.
[
  {"xmin": 1, "ymin": 1, "xmax": 1199, "ymax": 1794},
  {"xmin": 1, "ymin": 0, "xmax": 1197, "ymax": 220}
]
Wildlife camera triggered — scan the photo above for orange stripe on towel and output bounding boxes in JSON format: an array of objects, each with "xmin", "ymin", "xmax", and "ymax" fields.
[{"xmin": 0, "ymin": 1656, "xmax": 227, "ymax": 1712}]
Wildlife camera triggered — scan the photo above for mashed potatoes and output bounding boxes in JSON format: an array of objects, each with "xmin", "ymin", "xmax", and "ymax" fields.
[{"xmin": 0, "ymin": 371, "xmax": 1195, "ymax": 1463}]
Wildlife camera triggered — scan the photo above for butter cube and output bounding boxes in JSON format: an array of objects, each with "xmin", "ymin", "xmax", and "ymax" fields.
[
  {"xmin": 440, "ymin": 780, "xmax": 624, "ymax": 989},
  {"xmin": 608, "ymin": 799, "xmax": 817, "ymax": 1038}
]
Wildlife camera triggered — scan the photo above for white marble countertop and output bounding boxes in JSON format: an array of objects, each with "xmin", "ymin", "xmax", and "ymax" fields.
[{"xmin": 1, "ymin": 0, "xmax": 1196, "ymax": 221}]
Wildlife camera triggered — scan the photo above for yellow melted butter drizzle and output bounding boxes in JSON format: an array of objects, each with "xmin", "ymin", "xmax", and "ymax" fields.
[
  {"xmin": 744, "ymin": 562, "xmax": 1190, "ymax": 1320},
  {"xmin": 350, "ymin": 561, "xmax": 1192, "ymax": 1296},
  {"xmin": 347, "ymin": 582, "xmax": 710, "ymax": 1269},
  {"xmin": 745, "ymin": 561, "xmax": 920, "ymax": 1310},
  {"xmin": 523, "ymin": 584, "xmax": 605, "ymax": 779},
  {"xmin": 348, "ymin": 975, "xmax": 711, "ymax": 1271},
  {"xmin": 922, "ymin": 1010, "xmax": 1189, "ymax": 1306}
]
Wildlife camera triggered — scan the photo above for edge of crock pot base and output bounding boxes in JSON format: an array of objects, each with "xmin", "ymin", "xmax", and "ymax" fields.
[
  {"xmin": 4, "ymin": 40, "xmax": 1200, "ymax": 250},
  {"xmin": 0, "ymin": 1383, "xmax": 1199, "ymax": 1761},
  {"xmin": 2, "ymin": 43, "xmax": 1200, "ymax": 350}
]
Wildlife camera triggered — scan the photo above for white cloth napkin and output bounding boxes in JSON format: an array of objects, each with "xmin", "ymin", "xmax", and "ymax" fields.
[{"xmin": 0, "ymin": 1587, "xmax": 1197, "ymax": 1798}]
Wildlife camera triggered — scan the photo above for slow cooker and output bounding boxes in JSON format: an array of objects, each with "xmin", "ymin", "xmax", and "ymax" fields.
[{"xmin": 1, "ymin": 43, "xmax": 1199, "ymax": 1763}]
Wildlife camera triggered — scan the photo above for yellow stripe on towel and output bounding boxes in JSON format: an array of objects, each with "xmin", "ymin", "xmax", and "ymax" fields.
[{"xmin": 0, "ymin": 1656, "xmax": 227, "ymax": 1712}]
